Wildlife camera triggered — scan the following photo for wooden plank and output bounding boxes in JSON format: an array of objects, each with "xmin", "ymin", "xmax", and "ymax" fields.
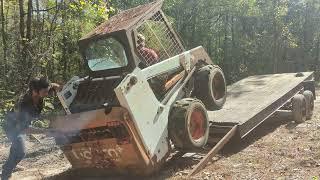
[{"xmin": 187, "ymin": 125, "xmax": 238, "ymax": 177}]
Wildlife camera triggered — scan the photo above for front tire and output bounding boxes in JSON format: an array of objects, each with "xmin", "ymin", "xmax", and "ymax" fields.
[
  {"xmin": 193, "ymin": 65, "xmax": 226, "ymax": 110},
  {"xmin": 168, "ymin": 98, "xmax": 209, "ymax": 150}
]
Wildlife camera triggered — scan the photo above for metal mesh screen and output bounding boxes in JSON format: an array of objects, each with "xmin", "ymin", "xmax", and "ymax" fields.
[{"xmin": 136, "ymin": 11, "xmax": 183, "ymax": 67}]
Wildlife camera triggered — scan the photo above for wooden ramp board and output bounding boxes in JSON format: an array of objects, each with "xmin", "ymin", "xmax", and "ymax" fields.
[
  {"xmin": 208, "ymin": 72, "xmax": 314, "ymax": 138},
  {"xmin": 188, "ymin": 125, "xmax": 238, "ymax": 177}
]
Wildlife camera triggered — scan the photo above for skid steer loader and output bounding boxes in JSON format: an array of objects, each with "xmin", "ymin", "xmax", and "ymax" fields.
[{"xmin": 50, "ymin": 0, "xmax": 227, "ymax": 176}]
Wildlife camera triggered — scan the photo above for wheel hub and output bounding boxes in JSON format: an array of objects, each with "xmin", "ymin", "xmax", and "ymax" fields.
[{"xmin": 190, "ymin": 109, "xmax": 206, "ymax": 140}]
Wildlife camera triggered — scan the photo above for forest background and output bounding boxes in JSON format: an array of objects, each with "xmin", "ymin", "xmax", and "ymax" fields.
[{"xmin": 0, "ymin": 0, "xmax": 319, "ymax": 126}]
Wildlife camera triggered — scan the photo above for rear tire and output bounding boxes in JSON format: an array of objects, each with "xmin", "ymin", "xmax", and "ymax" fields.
[
  {"xmin": 303, "ymin": 90, "xmax": 314, "ymax": 120},
  {"xmin": 292, "ymin": 94, "xmax": 307, "ymax": 123},
  {"xmin": 193, "ymin": 65, "xmax": 227, "ymax": 110},
  {"xmin": 168, "ymin": 98, "xmax": 209, "ymax": 150}
]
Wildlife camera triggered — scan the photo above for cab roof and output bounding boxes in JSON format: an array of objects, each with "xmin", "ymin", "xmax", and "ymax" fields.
[{"xmin": 79, "ymin": 1, "xmax": 163, "ymax": 41}]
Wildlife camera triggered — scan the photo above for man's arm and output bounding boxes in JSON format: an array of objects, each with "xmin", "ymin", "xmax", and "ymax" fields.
[
  {"xmin": 24, "ymin": 126, "xmax": 46, "ymax": 134},
  {"xmin": 48, "ymin": 82, "xmax": 62, "ymax": 96},
  {"xmin": 150, "ymin": 49, "xmax": 159, "ymax": 61},
  {"xmin": 24, "ymin": 126, "xmax": 55, "ymax": 137}
]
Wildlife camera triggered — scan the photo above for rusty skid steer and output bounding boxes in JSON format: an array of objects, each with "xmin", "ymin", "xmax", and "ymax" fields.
[{"xmin": 50, "ymin": 1, "xmax": 227, "ymax": 176}]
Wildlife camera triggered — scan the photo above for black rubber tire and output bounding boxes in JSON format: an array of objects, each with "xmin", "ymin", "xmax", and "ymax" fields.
[
  {"xmin": 303, "ymin": 90, "xmax": 314, "ymax": 120},
  {"xmin": 292, "ymin": 94, "xmax": 307, "ymax": 123},
  {"xmin": 193, "ymin": 65, "xmax": 226, "ymax": 110},
  {"xmin": 168, "ymin": 98, "xmax": 209, "ymax": 150}
]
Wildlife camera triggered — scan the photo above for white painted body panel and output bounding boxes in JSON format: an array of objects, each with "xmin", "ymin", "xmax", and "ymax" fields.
[
  {"xmin": 114, "ymin": 50, "xmax": 195, "ymax": 161},
  {"xmin": 114, "ymin": 68, "xmax": 169, "ymax": 160},
  {"xmin": 57, "ymin": 76, "xmax": 80, "ymax": 114}
]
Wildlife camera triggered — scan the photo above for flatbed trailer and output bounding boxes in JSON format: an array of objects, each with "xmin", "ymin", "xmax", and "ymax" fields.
[{"xmin": 189, "ymin": 71, "xmax": 315, "ymax": 176}]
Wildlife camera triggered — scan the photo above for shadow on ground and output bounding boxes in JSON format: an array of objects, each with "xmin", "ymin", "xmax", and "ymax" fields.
[{"xmin": 221, "ymin": 115, "xmax": 294, "ymax": 155}]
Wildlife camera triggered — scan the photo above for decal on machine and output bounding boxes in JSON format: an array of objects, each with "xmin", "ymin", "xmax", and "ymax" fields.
[{"xmin": 71, "ymin": 144, "xmax": 124, "ymax": 167}]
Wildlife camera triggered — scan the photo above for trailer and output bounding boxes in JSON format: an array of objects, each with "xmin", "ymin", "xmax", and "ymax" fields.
[{"xmin": 188, "ymin": 71, "xmax": 315, "ymax": 176}]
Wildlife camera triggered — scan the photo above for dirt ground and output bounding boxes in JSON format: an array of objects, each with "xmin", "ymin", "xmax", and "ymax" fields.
[{"xmin": 1, "ymin": 89, "xmax": 320, "ymax": 180}]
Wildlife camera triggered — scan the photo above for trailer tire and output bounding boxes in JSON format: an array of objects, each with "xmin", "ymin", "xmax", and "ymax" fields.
[
  {"xmin": 292, "ymin": 94, "xmax": 307, "ymax": 123},
  {"xmin": 303, "ymin": 90, "xmax": 314, "ymax": 120},
  {"xmin": 193, "ymin": 65, "xmax": 226, "ymax": 110},
  {"xmin": 168, "ymin": 98, "xmax": 209, "ymax": 150}
]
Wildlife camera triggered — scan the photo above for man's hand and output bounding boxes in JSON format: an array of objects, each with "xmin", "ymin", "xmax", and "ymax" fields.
[{"xmin": 50, "ymin": 83, "xmax": 62, "ymax": 92}]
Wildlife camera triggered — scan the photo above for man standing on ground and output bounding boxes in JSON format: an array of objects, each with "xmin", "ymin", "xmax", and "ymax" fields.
[{"xmin": 1, "ymin": 77, "xmax": 61, "ymax": 180}]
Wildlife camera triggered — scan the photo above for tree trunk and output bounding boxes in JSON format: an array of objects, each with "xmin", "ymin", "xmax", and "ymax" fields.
[
  {"xmin": 26, "ymin": 0, "xmax": 33, "ymax": 69},
  {"xmin": 218, "ymin": 25, "xmax": 221, "ymax": 61},
  {"xmin": 33, "ymin": 0, "xmax": 39, "ymax": 39},
  {"xmin": 315, "ymin": 35, "xmax": 320, "ymax": 80},
  {"xmin": 0, "ymin": 0, "xmax": 7, "ymax": 72},
  {"xmin": 26, "ymin": 0, "xmax": 32, "ymax": 41},
  {"xmin": 207, "ymin": 36, "xmax": 212, "ymax": 58},
  {"xmin": 223, "ymin": 14, "xmax": 229, "ymax": 58},
  {"xmin": 303, "ymin": 2, "xmax": 310, "ymax": 53},
  {"xmin": 317, "ymin": 37, "xmax": 320, "ymax": 65},
  {"xmin": 19, "ymin": 0, "xmax": 28, "ymax": 80},
  {"xmin": 61, "ymin": 1, "xmax": 67, "ymax": 80},
  {"xmin": 19, "ymin": 0, "xmax": 25, "ymax": 41},
  {"xmin": 231, "ymin": 15, "xmax": 235, "ymax": 74},
  {"xmin": 62, "ymin": 35, "xmax": 67, "ymax": 80},
  {"xmin": 231, "ymin": 15, "xmax": 235, "ymax": 49},
  {"xmin": 223, "ymin": 13, "xmax": 229, "ymax": 73},
  {"xmin": 48, "ymin": 43, "xmax": 55, "ymax": 79},
  {"xmin": 35, "ymin": 0, "xmax": 40, "ymax": 22},
  {"xmin": 189, "ymin": 3, "xmax": 198, "ymax": 47},
  {"xmin": 272, "ymin": 0, "xmax": 278, "ymax": 73}
]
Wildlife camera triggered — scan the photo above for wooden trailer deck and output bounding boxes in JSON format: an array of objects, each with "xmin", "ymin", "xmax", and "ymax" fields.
[{"xmin": 208, "ymin": 72, "xmax": 314, "ymax": 138}]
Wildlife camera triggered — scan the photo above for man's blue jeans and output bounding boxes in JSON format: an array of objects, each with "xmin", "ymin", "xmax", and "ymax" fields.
[{"xmin": 1, "ymin": 132, "xmax": 26, "ymax": 180}]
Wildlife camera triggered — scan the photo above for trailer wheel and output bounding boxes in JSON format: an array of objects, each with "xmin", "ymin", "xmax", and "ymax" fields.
[
  {"xmin": 303, "ymin": 90, "xmax": 314, "ymax": 120},
  {"xmin": 168, "ymin": 98, "xmax": 209, "ymax": 150},
  {"xmin": 292, "ymin": 94, "xmax": 307, "ymax": 123},
  {"xmin": 193, "ymin": 65, "xmax": 226, "ymax": 110}
]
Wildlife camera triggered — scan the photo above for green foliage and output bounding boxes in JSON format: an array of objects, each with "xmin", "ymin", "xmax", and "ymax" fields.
[
  {"xmin": 0, "ymin": 0, "xmax": 320, "ymax": 126},
  {"xmin": 137, "ymin": 19, "xmax": 180, "ymax": 59},
  {"xmin": 0, "ymin": 94, "xmax": 15, "ymax": 124},
  {"xmin": 162, "ymin": 0, "xmax": 320, "ymax": 82},
  {"xmin": 0, "ymin": 0, "xmax": 114, "ymax": 131},
  {"xmin": 0, "ymin": 93, "xmax": 15, "ymax": 133},
  {"xmin": 69, "ymin": 0, "xmax": 114, "ymax": 22}
]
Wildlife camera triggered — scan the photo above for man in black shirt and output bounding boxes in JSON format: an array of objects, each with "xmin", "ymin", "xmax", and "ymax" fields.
[{"xmin": 1, "ymin": 77, "xmax": 60, "ymax": 180}]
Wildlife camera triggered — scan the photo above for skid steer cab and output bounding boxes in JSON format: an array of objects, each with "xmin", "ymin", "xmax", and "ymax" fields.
[{"xmin": 50, "ymin": 0, "xmax": 227, "ymax": 176}]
